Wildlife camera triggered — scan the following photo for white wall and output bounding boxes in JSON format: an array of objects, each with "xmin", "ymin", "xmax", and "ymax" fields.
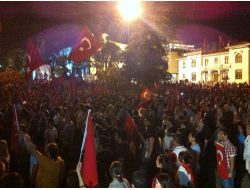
[{"xmin": 228, "ymin": 47, "xmax": 250, "ymax": 83}]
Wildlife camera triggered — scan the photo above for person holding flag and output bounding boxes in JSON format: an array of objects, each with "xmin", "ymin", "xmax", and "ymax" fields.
[
  {"xmin": 76, "ymin": 109, "xmax": 98, "ymax": 188},
  {"xmin": 216, "ymin": 128, "xmax": 237, "ymax": 187}
]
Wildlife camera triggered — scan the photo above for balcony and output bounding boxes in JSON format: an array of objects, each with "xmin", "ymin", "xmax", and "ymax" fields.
[{"xmin": 201, "ymin": 63, "xmax": 230, "ymax": 71}]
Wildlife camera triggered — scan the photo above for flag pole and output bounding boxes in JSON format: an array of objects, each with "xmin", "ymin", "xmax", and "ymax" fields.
[{"xmin": 78, "ymin": 109, "xmax": 91, "ymax": 163}]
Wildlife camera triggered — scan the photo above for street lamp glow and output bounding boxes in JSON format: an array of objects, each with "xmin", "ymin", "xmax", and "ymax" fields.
[{"xmin": 118, "ymin": 0, "xmax": 142, "ymax": 21}]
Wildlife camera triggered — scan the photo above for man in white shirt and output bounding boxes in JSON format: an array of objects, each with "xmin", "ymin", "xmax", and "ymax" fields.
[{"xmin": 171, "ymin": 135, "xmax": 187, "ymax": 165}]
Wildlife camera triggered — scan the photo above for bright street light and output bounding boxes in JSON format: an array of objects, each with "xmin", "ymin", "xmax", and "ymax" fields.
[{"xmin": 118, "ymin": 0, "xmax": 142, "ymax": 21}]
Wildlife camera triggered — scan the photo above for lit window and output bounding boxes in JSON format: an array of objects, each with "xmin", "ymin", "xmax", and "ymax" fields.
[
  {"xmin": 214, "ymin": 57, "xmax": 218, "ymax": 64},
  {"xmin": 191, "ymin": 59, "xmax": 196, "ymax": 67},
  {"xmin": 225, "ymin": 56, "xmax": 229, "ymax": 64},
  {"xmin": 235, "ymin": 69, "xmax": 242, "ymax": 79},
  {"xmin": 235, "ymin": 53, "xmax": 242, "ymax": 63},
  {"xmin": 191, "ymin": 72, "xmax": 196, "ymax": 81}
]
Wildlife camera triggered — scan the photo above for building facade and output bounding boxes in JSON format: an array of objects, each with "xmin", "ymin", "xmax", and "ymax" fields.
[
  {"xmin": 163, "ymin": 41, "xmax": 195, "ymax": 81},
  {"xmin": 178, "ymin": 42, "xmax": 250, "ymax": 84}
]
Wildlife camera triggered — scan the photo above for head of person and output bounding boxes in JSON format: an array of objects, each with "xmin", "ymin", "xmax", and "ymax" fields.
[
  {"xmin": 45, "ymin": 142, "xmax": 59, "ymax": 160},
  {"xmin": 153, "ymin": 173, "xmax": 172, "ymax": 188},
  {"xmin": 218, "ymin": 127, "xmax": 230, "ymax": 141},
  {"xmin": 156, "ymin": 154, "xmax": 170, "ymax": 171},
  {"xmin": 131, "ymin": 170, "xmax": 148, "ymax": 188},
  {"xmin": 2, "ymin": 172, "xmax": 23, "ymax": 187},
  {"xmin": 188, "ymin": 130, "xmax": 198, "ymax": 144},
  {"xmin": 173, "ymin": 134, "xmax": 184, "ymax": 148},
  {"xmin": 178, "ymin": 151, "xmax": 192, "ymax": 165},
  {"xmin": 109, "ymin": 161, "xmax": 124, "ymax": 182},
  {"xmin": 66, "ymin": 170, "xmax": 79, "ymax": 188}
]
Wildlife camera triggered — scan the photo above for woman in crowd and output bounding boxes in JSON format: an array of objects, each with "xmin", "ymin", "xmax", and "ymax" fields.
[{"xmin": 108, "ymin": 161, "xmax": 130, "ymax": 188}]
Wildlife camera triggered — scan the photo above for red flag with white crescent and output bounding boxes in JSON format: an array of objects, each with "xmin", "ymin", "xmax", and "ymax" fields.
[
  {"xmin": 215, "ymin": 142, "xmax": 229, "ymax": 179},
  {"xmin": 68, "ymin": 26, "xmax": 100, "ymax": 64}
]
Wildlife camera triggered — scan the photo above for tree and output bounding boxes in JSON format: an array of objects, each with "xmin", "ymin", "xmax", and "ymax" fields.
[{"xmin": 123, "ymin": 26, "xmax": 168, "ymax": 86}]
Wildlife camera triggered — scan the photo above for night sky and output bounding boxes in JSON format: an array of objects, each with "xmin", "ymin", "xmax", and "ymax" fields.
[{"xmin": 0, "ymin": 1, "xmax": 250, "ymax": 54}]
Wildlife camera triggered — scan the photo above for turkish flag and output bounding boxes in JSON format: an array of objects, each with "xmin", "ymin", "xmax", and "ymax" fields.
[
  {"xmin": 68, "ymin": 26, "xmax": 100, "ymax": 64},
  {"xmin": 215, "ymin": 142, "xmax": 229, "ymax": 179},
  {"xmin": 80, "ymin": 110, "xmax": 98, "ymax": 187},
  {"xmin": 26, "ymin": 39, "xmax": 45, "ymax": 78},
  {"xmin": 137, "ymin": 102, "xmax": 149, "ymax": 114}
]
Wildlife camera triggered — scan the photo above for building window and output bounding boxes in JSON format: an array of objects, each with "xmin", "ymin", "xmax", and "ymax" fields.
[
  {"xmin": 191, "ymin": 72, "xmax": 196, "ymax": 81},
  {"xmin": 235, "ymin": 53, "xmax": 242, "ymax": 63},
  {"xmin": 235, "ymin": 69, "xmax": 242, "ymax": 79},
  {"xmin": 225, "ymin": 56, "xmax": 229, "ymax": 64},
  {"xmin": 183, "ymin": 73, "xmax": 186, "ymax": 79},
  {"xmin": 204, "ymin": 58, "xmax": 208, "ymax": 66},
  {"xmin": 183, "ymin": 61, "xmax": 186, "ymax": 69},
  {"xmin": 191, "ymin": 59, "xmax": 196, "ymax": 67},
  {"xmin": 214, "ymin": 57, "xmax": 218, "ymax": 64}
]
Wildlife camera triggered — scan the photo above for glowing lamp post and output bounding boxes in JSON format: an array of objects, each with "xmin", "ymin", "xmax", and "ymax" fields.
[
  {"xmin": 118, "ymin": 0, "xmax": 142, "ymax": 21},
  {"xmin": 118, "ymin": 0, "xmax": 142, "ymax": 43}
]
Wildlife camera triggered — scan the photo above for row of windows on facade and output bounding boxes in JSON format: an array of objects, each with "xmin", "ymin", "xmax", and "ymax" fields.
[
  {"xmin": 182, "ymin": 53, "xmax": 242, "ymax": 68},
  {"xmin": 182, "ymin": 69, "xmax": 242, "ymax": 81}
]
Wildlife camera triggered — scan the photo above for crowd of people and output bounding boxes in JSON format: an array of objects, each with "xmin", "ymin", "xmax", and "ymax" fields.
[{"xmin": 0, "ymin": 76, "xmax": 250, "ymax": 188}]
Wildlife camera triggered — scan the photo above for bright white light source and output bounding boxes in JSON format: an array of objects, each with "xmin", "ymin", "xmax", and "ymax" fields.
[{"xmin": 118, "ymin": 0, "xmax": 142, "ymax": 21}]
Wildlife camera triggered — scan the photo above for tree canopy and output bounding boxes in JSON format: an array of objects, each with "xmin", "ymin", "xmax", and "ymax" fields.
[{"xmin": 123, "ymin": 26, "xmax": 168, "ymax": 87}]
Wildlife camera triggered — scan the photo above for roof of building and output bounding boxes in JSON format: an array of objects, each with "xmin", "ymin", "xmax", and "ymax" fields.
[
  {"xmin": 202, "ymin": 48, "xmax": 228, "ymax": 56},
  {"xmin": 225, "ymin": 41, "xmax": 250, "ymax": 49},
  {"xmin": 177, "ymin": 57, "xmax": 187, "ymax": 60},
  {"xmin": 176, "ymin": 41, "xmax": 250, "ymax": 61},
  {"xmin": 183, "ymin": 50, "xmax": 202, "ymax": 56}
]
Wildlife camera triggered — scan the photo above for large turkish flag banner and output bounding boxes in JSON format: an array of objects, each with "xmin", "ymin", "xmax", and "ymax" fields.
[{"xmin": 68, "ymin": 26, "xmax": 100, "ymax": 64}]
